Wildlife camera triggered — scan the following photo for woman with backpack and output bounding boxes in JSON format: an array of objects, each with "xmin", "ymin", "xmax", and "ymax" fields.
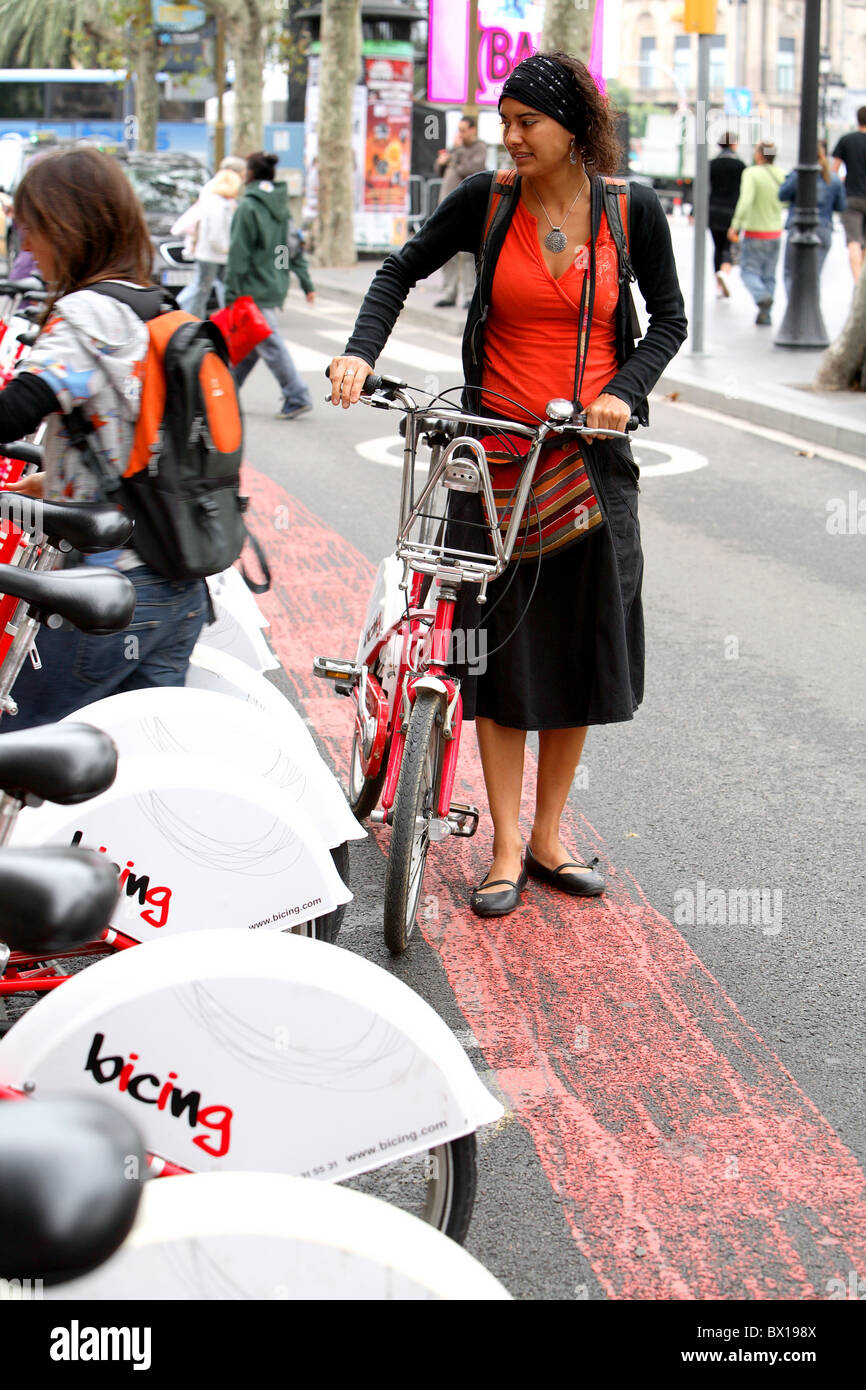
[
  {"xmin": 329, "ymin": 52, "xmax": 687, "ymax": 918},
  {"xmin": 0, "ymin": 147, "xmax": 209, "ymax": 730},
  {"xmin": 224, "ymin": 152, "xmax": 314, "ymax": 420}
]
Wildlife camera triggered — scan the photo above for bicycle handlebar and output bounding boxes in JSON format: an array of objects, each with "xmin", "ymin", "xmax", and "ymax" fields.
[{"xmin": 324, "ymin": 365, "xmax": 639, "ymax": 434}]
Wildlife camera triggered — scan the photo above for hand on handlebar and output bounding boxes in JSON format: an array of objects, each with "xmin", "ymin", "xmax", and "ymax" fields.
[
  {"xmin": 1, "ymin": 470, "xmax": 45, "ymax": 498},
  {"xmin": 327, "ymin": 355, "xmax": 376, "ymax": 409},
  {"xmin": 582, "ymin": 393, "xmax": 632, "ymax": 444}
]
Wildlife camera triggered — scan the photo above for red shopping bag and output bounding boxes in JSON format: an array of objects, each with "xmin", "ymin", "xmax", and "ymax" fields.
[{"xmin": 211, "ymin": 295, "xmax": 273, "ymax": 366}]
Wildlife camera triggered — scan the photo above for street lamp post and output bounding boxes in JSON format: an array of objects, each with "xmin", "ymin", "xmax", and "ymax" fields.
[{"xmin": 775, "ymin": 0, "xmax": 829, "ymax": 348}]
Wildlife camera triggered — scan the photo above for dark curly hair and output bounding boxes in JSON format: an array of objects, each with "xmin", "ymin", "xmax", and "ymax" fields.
[{"xmin": 538, "ymin": 51, "xmax": 623, "ymax": 174}]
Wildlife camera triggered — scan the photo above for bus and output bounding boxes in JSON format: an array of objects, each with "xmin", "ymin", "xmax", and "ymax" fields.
[{"xmin": 0, "ymin": 69, "xmax": 210, "ymax": 157}]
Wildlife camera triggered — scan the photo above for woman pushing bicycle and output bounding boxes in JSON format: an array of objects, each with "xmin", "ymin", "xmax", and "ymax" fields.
[{"xmin": 329, "ymin": 52, "xmax": 687, "ymax": 918}]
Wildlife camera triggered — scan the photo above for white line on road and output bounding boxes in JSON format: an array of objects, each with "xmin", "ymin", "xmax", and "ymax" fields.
[
  {"xmin": 652, "ymin": 393, "xmax": 866, "ymax": 474},
  {"xmin": 317, "ymin": 327, "xmax": 463, "ymax": 374}
]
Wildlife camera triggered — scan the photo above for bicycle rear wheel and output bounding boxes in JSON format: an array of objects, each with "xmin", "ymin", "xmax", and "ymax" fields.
[
  {"xmin": 340, "ymin": 1132, "xmax": 477, "ymax": 1244},
  {"xmin": 383, "ymin": 689, "xmax": 443, "ymax": 955},
  {"xmin": 347, "ymin": 719, "xmax": 388, "ymax": 822}
]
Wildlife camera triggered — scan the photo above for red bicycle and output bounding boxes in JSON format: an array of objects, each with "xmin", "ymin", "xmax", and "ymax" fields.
[{"xmin": 316, "ymin": 374, "xmax": 633, "ymax": 953}]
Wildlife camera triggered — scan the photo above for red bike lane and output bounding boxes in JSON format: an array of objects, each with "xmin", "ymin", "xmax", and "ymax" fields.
[{"xmin": 246, "ymin": 467, "xmax": 866, "ymax": 1300}]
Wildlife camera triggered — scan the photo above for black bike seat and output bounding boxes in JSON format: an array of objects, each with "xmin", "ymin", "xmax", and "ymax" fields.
[
  {"xmin": 0, "ymin": 845, "xmax": 119, "ymax": 953},
  {"xmin": 0, "ymin": 1096, "xmax": 144, "ymax": 1283},
  {"xmin": 0, "ymin": 722, "xmax": 117, "ymax": 803},
  {"xmin": 0, "ymin": 563, "xmax": 136, "ymax": 634},
  {"xmin": 0, "ymin": 278, "xmax": 46, "ymax": 297},
  {"xmin": 0, "ymin": 492, "xmax": 134, "ymax": 553}
]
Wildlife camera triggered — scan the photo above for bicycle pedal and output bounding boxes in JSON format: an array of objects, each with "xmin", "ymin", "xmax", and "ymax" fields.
[
  {"xmin": 447, "ymin": 802, "xmax": 480, "ymax": 837},
  {"xmin": 313, "ymin": 655, "xmax": 362, "ymax": 686}
]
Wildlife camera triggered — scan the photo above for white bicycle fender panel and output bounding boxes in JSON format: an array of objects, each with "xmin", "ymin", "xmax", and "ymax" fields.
[
  {"xmin": 355, "ymin": 553, "xmax": 406, "ymax": 667},
  {"xmin": 10, "ymin": 755, "xmax": 350, "ymax": 939},
  {"xmin": 0, "ymin": 931, "xmax": 504, "ymax": 1176},
  {"xmin": 207, "ymin": 565, "xmax": 270, "ymax": 629},
  {"xmin": 186, "ymin": 645, "xmax": 318, "ymax": 758},
  {"xmin": 200, "ymin": 568, "xmax": 278, "ymax": 672},
  {"xmin": 66, "ymin": 688, "xmax": 365, "ymax": 847},
  {"xmin": 44, "ymin": 1173, "xmax": 512, "ymax": 1300}
]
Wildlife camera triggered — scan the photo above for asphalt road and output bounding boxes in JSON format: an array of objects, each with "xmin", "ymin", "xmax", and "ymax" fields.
[{"xmin": 237, "ymin": 288, "xmax": 865, "ymax": 1303}]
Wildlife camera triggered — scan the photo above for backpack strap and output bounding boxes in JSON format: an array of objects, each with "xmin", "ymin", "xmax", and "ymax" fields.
[
  {"xmin": 81, "ymin": 280, "xmax": 172, "ymax": 322},
  {"xmin": 602, "ymin": 177, "xmax": 642, "ymax": 341},
  {"xmin": 478, "ymin": 167, "xmax": 518, "ymax": 264}
]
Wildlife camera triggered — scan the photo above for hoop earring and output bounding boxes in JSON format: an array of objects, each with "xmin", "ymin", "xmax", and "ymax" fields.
[{"xmin": 569, "ymin": 138, "xmax": 578, "ymax": 165}]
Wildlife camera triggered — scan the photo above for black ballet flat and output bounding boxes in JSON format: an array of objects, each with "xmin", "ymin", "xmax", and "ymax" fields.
[
  {"xmin": 469, "ymin": 860, "xmax": 528, "ymax": 918},
  {"xmin": 525, "ymin": 848, "xmax": 605, "ymax": 898}
]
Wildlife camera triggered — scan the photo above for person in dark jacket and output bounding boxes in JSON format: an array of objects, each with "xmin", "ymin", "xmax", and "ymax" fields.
[
  {"xmin": 778, "ymin": 140, "xmax": 846, "ymax": 297},
  {"xmin": 329, "ymin": 52, "xmax": 687, "ymax": 918},
  {"xmin": 224, "ymin": 151, "xmax": 313, "ymax": 421},
  {"xmin": 708, "ymin": 134, "xmax": 745, "ymax": 297}
]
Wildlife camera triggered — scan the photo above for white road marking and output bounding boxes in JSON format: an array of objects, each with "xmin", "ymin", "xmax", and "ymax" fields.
[
  {"xmin": 282, "ymin": 339, "xmax": 333, "ymax": 373},
  {"xmin": 317, "ymin": 327, "xmax": 463, "ymax": 374},
  {"xmin": 357, "ymin": 433, "xmax": 710, "ymax": 479},
  {"xmin": 631, "ymin": 440, "xmax": 709, "ymax": 477},
  {"xmin": 651, "ymin": 392, "xmax": 866, "ymax": 474}
]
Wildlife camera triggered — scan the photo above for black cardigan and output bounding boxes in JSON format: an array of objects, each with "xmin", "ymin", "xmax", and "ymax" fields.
[{"xmin": 345, "ymin": 171, "xmax": 688, "ymax": 425}]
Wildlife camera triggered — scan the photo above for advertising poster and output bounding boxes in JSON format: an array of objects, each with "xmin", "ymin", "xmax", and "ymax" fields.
[
  {"xmin": 428, "ymin": 0, "xmax": 605, "ymax": 105},
  {"xmin": 304, "ymin": 47, "xmax": 413, "ymax": 251}
]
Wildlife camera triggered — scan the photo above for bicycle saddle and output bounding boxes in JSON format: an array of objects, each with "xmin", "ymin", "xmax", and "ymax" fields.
[
  {"xmin": 0, "ymin": 492, "xmax": 133, "ymax": 553},
  {"xmin": 0, "ymin": 563, "xmax": 136, "ymax": 634},
  {"xmin": 0, "ymin": 278, "xmax": 46, "ymax": 297},
  {"xmin": 0, "ymin": 1097, "xmax": 144, "ymax": 1282},
  {"xmin": 0, "ymin": 722, "xmax": 117, "ymax": 804},
  {"xmin": 0, "ymin": 845, "xmax": 119, "ymax": 953}
]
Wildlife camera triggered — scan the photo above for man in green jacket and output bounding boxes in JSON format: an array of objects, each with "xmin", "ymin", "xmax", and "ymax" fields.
[
  {"xmin": 728, "ymin": 140, "xmax": 786, "ymax": 325},
  {"xmin": 225, "ymin": 151, "xmax": 313, "ymax": 419}
]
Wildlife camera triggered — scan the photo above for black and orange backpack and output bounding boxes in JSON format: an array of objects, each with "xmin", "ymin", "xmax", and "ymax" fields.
[{"xmin": 67, "ymin": 283, "xmax": 255, "ymax": 584}]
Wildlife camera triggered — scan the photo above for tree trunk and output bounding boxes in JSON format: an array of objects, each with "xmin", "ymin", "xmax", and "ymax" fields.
[
  {"xmin": 540, "ymin": 0, "xmax": 595, "ymax": 60},
  {"xmin": 134, "ymin": 33, "xmax": 159, "ymax": 152},
  {"xmin": 227, "ymin": 11, "xmax": 266, "ymax": 154},
  {"xmin": 316, "ymin": 0, "xmax": 361, "ymax": 266},
  {"xmin": 814, "ymin": 274, "xmax": 866, "ymax": 391}
]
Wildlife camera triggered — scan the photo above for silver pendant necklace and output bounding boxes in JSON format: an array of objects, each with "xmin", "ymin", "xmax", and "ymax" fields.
[{"xmin": 532, "ymin": 172, "xmax": 588, "ymax": 253}]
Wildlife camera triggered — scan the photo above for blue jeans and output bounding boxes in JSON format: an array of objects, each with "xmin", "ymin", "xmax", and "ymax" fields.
[
  {"xmin": 740, "ymin": 238, "xmax": 781, "ymax": 306},
  {"xmin": 5, "ymin": 564, "xmax": 208, "ymax": 731},
  {"xmin": 177, "ymin": 260, "xmax": 225, "ymax": 320},
  {"xmin": 232, "ymin": 306, "xmax": 312, "ymax": 410}
]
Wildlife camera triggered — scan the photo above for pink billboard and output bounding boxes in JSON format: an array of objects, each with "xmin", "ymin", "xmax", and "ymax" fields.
[{"xmin": 428, "ymin": 0, "xmax": 604, "ymax": 106}]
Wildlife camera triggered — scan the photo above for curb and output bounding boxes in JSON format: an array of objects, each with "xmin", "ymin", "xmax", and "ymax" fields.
[{"xmin": 315, "ymin": 273, "xmax": 866, "ymax": 456}]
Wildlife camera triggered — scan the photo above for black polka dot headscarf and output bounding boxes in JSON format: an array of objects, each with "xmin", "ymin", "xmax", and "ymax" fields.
[{"xmin": 499, "ymin": 54, "xmax": 584, "ymax": 136}]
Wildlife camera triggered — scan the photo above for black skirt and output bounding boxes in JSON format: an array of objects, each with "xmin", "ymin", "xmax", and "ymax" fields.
[{"xmin": 447, "ymin": 436, "xmax": 644, "ymax": 730}]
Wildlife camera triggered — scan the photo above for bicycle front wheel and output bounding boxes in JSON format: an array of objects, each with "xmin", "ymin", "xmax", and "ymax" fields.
[{"xmin": 383, "ymin": 689, "xmax": 443, "ymax": 955}]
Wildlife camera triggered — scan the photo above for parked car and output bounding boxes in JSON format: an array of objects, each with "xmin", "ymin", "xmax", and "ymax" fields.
[{"xmin": 114, "ymin": 150, "xmax": 211, "ymax": 293}]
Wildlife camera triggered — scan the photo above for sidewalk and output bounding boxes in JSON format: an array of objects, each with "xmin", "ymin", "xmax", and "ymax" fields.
[{"xmin": 312, "ymin": 216, "xmax": 866, "ymax": 456}]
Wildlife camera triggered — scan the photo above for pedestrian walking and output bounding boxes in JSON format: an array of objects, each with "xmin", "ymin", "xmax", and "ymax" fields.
[
  {"xmin": 832, "ymin": 106, "xmax": 866, "ymax": 283},
  {"xmin": 224, "ymin": 151, "xmax": 313, "ymax": 421},
  {"xmin": 779, "ymin": 140, "xmax": 846, "ymax": 299},
  {"xmin": 172, "ymin": 155, "xmax": 246, "ymax": 318},
  {"xmin": 434, "ymin": 116, "xmax": 488, "ymax": 308},
  {"xmin": 0, "ymin": 148, "xmax": 208, "ymax": 728},
  {"xmin": 329, "ymin": 52, "xmax": 687, "ymax": 917},
  {"xmin": 729, "ymin": 140, "xmax": 785, "ymax": 325},
  {"xmin": 177, "ymin": 167, "xmax": 242, "ymax": 320},
  {"xmin": 708, "ymin": 133, "xmax": 745, "ymax": 298}
]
